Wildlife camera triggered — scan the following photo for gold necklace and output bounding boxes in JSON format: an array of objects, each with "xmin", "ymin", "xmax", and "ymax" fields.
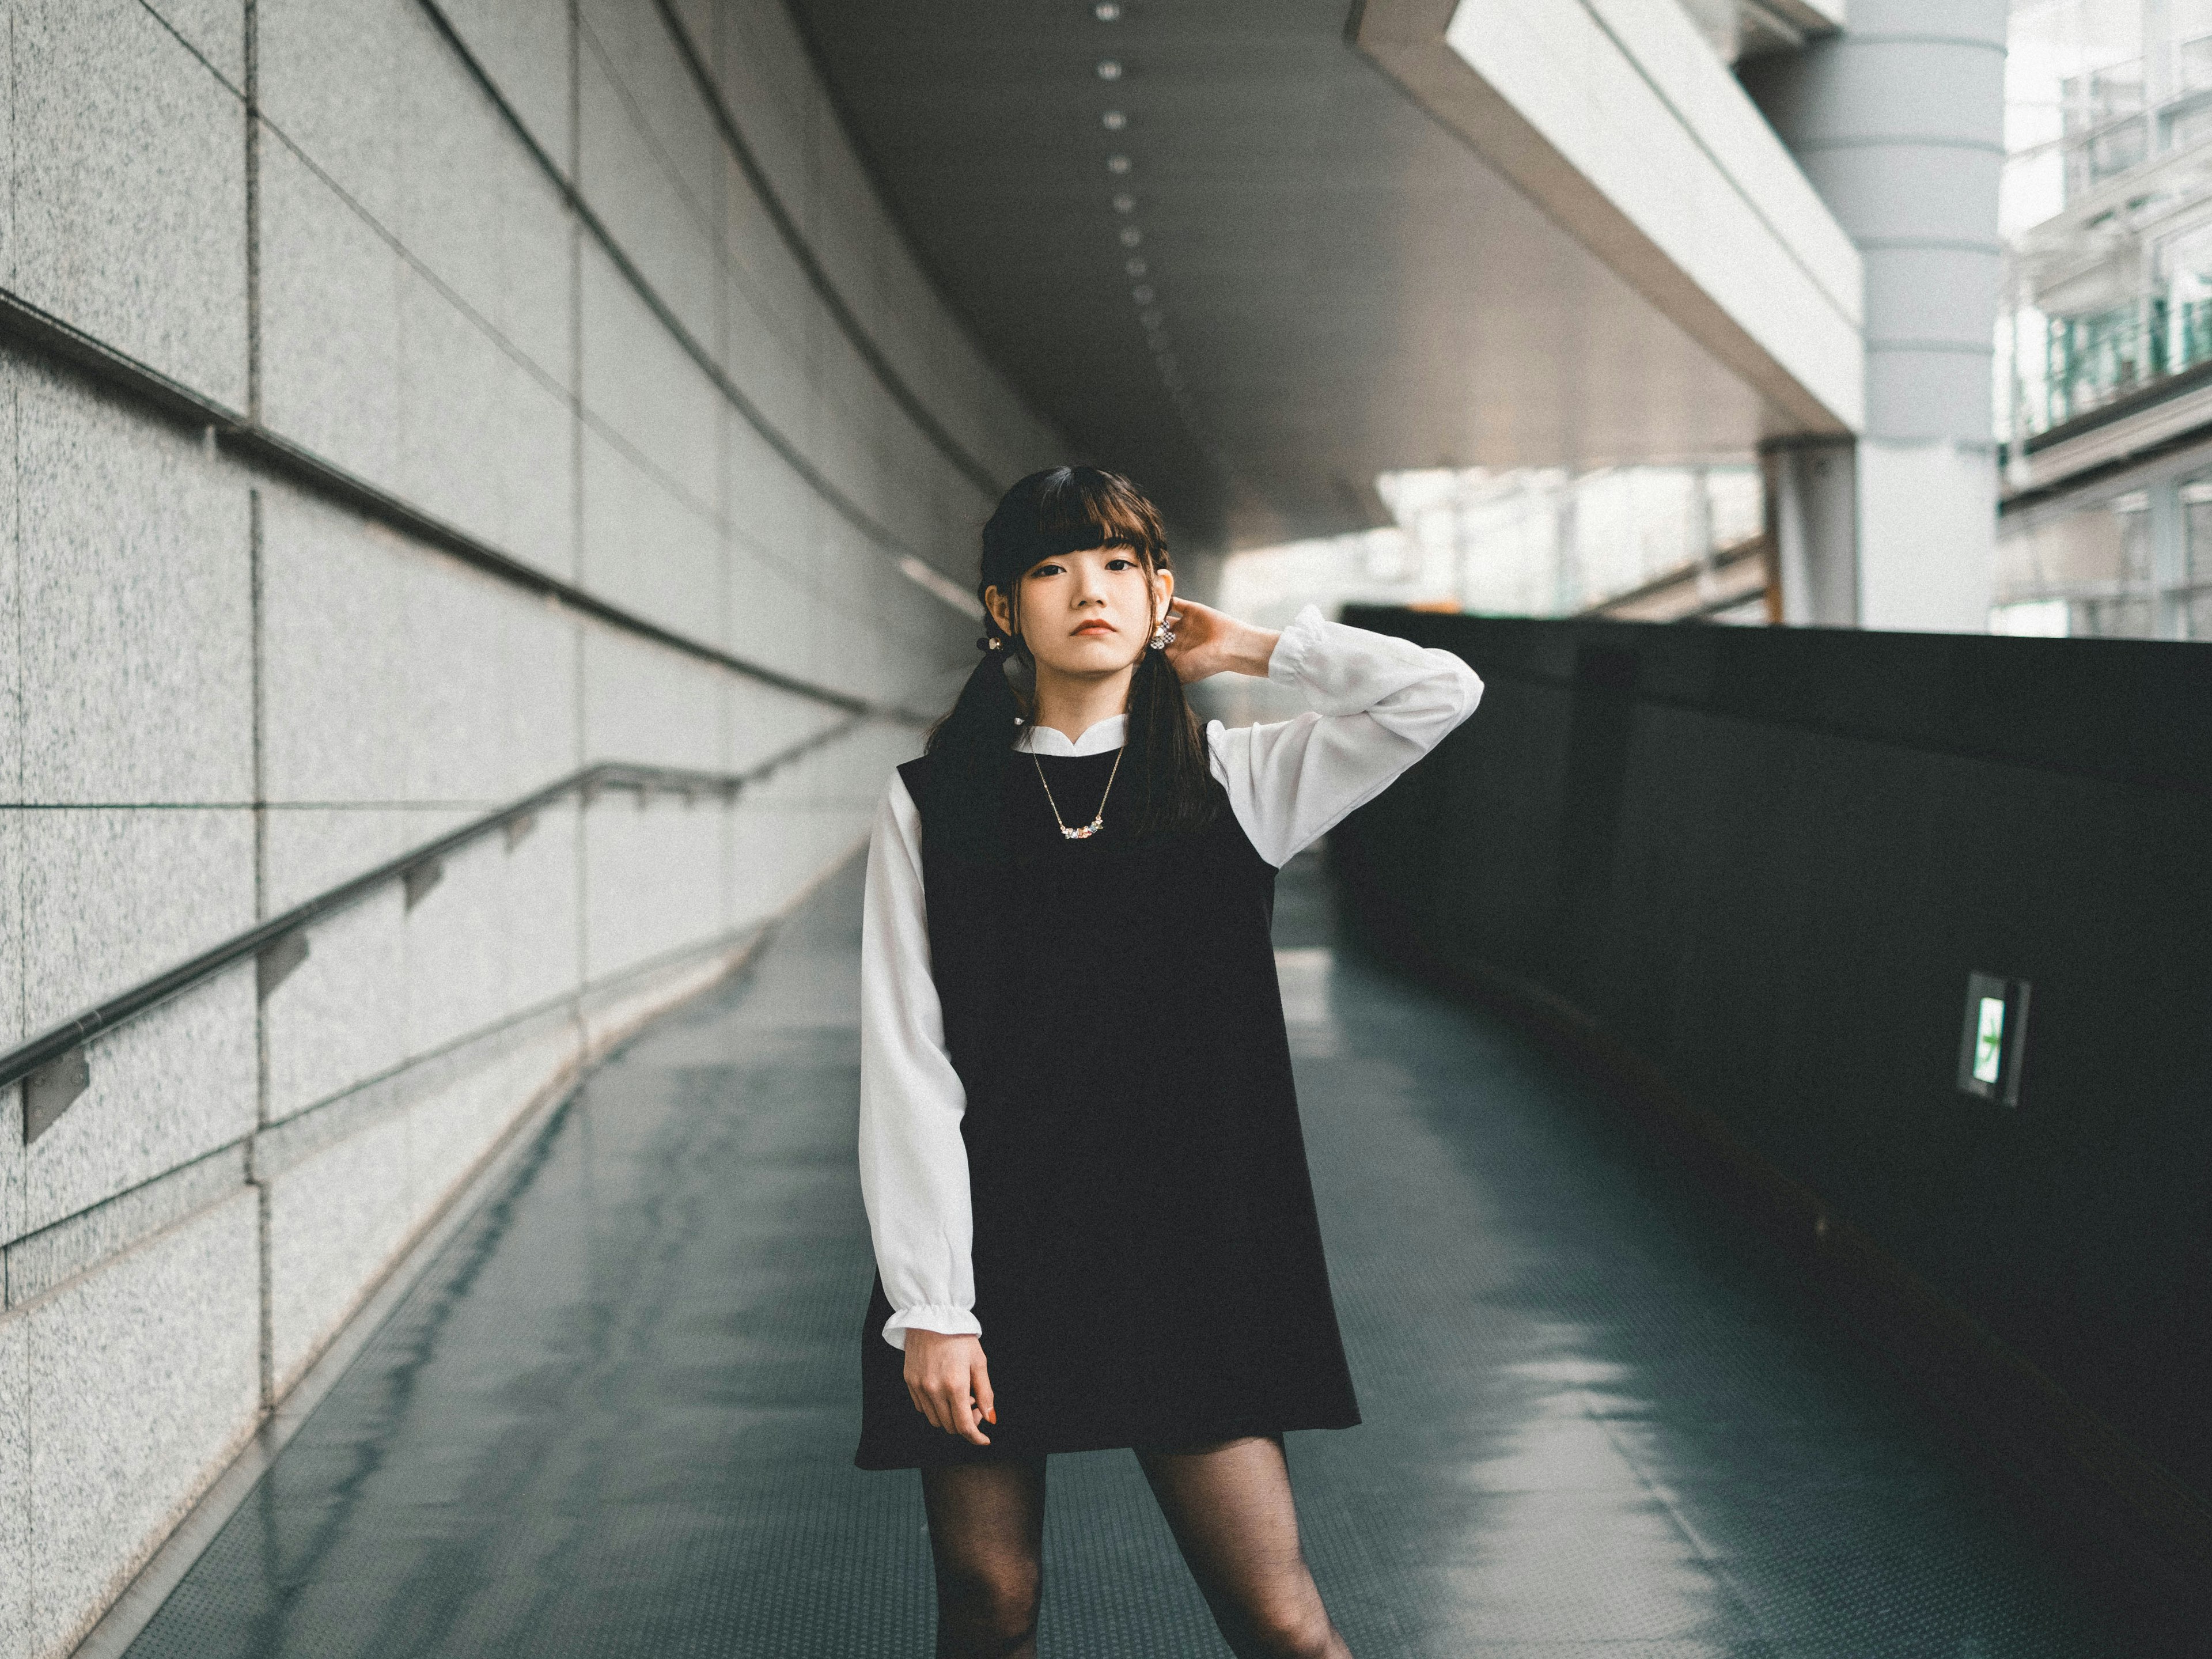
[{"xmin": 1032, "ymin": 743, "xmax": 1124, "ymax": 840}]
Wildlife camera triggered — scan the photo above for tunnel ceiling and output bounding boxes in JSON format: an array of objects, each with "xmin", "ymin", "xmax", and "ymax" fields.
[{"xmin": 790, "ymin": 0, "xmax": 1778, "ymax": 551}]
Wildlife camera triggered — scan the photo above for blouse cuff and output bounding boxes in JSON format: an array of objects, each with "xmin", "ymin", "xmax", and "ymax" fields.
[
  {"xmin": 1263, "ymin": 600, "xmax": 1464, "ymax": 719},
  {"xmin": 1265, "ymin": 603, "xmax": 1325, "ymax": 692},
  {"xmin": 880, "ymin": 1304, "xmax": 984, "ymax": 1351}
]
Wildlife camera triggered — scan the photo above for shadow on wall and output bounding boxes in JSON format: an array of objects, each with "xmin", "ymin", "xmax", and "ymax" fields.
[{"xmin": 1328, "ymin": 606, "xmax": 2212, "ymax": 1656}]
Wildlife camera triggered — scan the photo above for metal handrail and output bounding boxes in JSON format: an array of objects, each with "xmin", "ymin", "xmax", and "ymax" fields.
[
  {"xmin": 3, "ymin": 715, "xmax": 880, "ymax": 1137},
  {"xmin": 0, "ymin": 287, "xmax": 938, "ymax": 727}
]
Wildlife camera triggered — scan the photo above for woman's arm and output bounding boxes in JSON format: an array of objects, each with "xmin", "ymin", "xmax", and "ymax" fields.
[
  {"xmin": 857, "ymin": 772, "xmax": 983, "ymax": 1349},
  {"xmin": 859, "ymin": 774, "xmax": 998, "ymax": 1444},
  {"xmin": 1196, "ymin": 600, "xmax": 1483, "ymax": 867}
]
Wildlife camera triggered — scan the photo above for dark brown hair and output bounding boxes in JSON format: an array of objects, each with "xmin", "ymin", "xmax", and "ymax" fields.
[{"xmin": 925, "ymin": 466, "xmax": 1223, "ymax": 844}]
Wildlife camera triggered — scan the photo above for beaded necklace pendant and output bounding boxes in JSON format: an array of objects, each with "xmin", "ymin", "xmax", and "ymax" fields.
[{"xmin": 1032, "ymin": 744, "xmax": 1124, "ymax": 841}]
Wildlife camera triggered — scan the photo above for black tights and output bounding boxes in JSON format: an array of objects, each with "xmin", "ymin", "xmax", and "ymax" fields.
[{"xmin": 918, "ymin": 1434, "xmax": 1351, "ymax": 1659}]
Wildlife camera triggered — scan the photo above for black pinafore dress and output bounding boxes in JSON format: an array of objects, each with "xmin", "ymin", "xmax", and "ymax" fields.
[{"xmin": 853, "ymin": 743, "xmax": 1361, "ymax": 1469}]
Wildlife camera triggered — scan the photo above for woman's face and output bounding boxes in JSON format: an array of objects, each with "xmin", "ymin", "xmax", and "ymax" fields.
[{"xmin": 987, "ymin": 543, "xmax": 1172, "ymax": 681}]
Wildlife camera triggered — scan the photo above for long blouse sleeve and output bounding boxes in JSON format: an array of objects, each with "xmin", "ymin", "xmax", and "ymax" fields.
[
  {"xmin": 856, "ymin": 772, "xmax": 983, "ymax": 1350},
  {"xmin": 1206, "ymin": 603, "xmax": 1483, "ymax": 866}
]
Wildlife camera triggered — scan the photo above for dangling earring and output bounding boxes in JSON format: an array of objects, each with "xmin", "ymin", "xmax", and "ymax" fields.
[{"xmin": 1149, "ymin": 617, "xmax": 1175, "ymax": 651}]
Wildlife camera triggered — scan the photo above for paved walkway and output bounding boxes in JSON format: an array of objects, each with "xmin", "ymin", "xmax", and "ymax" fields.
[{"xmin": 124, "ymin": 850, "xmax": 2115, "ymax": 1657}]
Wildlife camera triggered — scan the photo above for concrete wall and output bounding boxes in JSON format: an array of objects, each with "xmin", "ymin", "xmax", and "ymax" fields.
[{"xmin": 0, "ymin": 3, "xmax": 1057, "ymax": 1654}]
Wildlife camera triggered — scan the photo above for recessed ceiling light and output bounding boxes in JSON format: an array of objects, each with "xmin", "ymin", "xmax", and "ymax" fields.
[
  {"xmin": 1140, "ymin": 308, "xmax": 1163, "ymax": 327},
  {"xmin": 1096, "ymin": 59, "xmax": 1122, "ymax": 80},
  {"xmin": 1119, "ymin": 226, "xmax": 1142, "ymax": 247},
  {"xmin": 1094, "ymin": 2, "xmax": 1121, "ymax": 18},
  {"xmin": 1113, "ymin": 193, "xmax": 1136, "ymax": 213},
  {"xmin": 1107, "ymin": 154, "xmax": 1131, "ymax": 175},
  {"xmin": 1125, "ymin": 258, "xmax": 1148, "ymax": 277},
  {"xmin": 1132, "ymin": 284, "xmax": 1156, "ymax": 303},
  {"xmin": 1102, "ymin": 110, "xmax": 1127, "ymax": 131}
]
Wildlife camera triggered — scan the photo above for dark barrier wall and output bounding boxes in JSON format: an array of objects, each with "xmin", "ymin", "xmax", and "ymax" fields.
[{"xmin": 1333, "ymin": 608, "xmax": 2212, "ymax": 1522}]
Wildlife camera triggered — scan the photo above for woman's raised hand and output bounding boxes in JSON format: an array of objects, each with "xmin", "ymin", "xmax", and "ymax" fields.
[
  {"xmin": 1158, "ymin": 597, "xmax": 1281, "ymax": 685},
  {"xmin": 904, "ymin": 1330, "xmax": 997, "ymax": 1444}
]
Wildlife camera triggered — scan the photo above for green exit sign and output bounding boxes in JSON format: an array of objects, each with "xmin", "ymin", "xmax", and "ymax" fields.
[
  {"xmin": 1957, "ymin": 972, "xmax": 2031, "ymax": 1106},
  {"xmin": 1972, "ymin": 997, "xmax": 2005, "ymax": 1084}
]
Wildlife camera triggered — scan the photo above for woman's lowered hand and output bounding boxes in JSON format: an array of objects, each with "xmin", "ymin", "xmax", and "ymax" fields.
[
  {"xmin": 1158, "ymin": 596, "xmax": 1280, "ymax": 684},
  {"xmin": 904, "ymin": 1330, "xmax": 997, "ymax": 1444}
]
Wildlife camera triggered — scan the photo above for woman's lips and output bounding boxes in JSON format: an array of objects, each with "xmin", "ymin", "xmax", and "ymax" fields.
[{"xmin": 1074, "ymin": 622, "xmax": 1115, "ymax": 635}]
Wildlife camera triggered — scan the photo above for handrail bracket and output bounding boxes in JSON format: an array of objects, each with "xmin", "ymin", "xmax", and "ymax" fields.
[{"xmin": 23, "ymin": 1047, "xmax": 91, "ymax": 1146}]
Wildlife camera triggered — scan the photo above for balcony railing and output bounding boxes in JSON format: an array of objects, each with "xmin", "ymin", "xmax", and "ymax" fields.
[{"xmin": 2018, "ymin": 296, "xmax": 2212, "ymax": 442}]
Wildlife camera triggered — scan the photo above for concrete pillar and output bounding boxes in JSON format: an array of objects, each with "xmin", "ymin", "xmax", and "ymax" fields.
[
  {"xmin": 2148, "ymin": 472, "xmax": 2188, "ymax": 639},
  {"xmin": 1763, "ymin": 438, "xmax": 1857, "ymax": 626},
  {"xmin": 1552, "ymin": 477, "xmax": 1582, "ymax": 614},
  {"xmin": 1742, "ymin": 1, "xmax": 2008, "ymax": 633}
]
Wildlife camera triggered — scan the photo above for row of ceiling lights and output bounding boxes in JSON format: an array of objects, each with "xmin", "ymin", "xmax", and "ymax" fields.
[{"xmin": 1091, "ymin": 4, "xmax": 1197, "ymax": 419}]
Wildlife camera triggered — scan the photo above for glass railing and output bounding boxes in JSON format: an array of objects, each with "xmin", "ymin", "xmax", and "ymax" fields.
[{"xmin": 2021, "ymin": 296, "xmax": 2212, "ymax": 440}]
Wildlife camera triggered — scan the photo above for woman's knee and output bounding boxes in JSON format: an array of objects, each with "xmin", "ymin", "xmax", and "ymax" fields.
[
  {"xmin": 936, "ymin": 1558, "xmax": 1041, "ymax": 1650},
  {"xmin": 1232, "ymin": 1597, "xmax": 1339, "ymax": 1659}
]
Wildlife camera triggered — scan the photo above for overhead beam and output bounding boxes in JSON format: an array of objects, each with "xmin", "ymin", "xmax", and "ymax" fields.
[{"xmin": 1352, "ymin": 0, "xmax": 1864, "ymax": 437}]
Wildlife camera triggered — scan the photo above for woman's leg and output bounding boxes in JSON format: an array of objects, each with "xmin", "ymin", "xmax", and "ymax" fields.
[
  {"xmin": 1135, "ymin": 1434, "xmax": 1353, "ymax": 1659},
  {"xmin": 919, "ymin": 1457, "xmax": 1049, "ymax": 1659}
]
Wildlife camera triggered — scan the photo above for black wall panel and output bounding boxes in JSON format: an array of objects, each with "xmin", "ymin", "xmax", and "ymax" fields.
[{"xmin": 1334, "ymin": 608, "xmax": 2212, "ymax": 1505}]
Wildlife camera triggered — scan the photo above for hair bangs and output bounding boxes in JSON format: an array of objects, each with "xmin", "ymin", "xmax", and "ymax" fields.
[{"xmin": 1034, "ymin": 467, "xmax": 1168, "ymax": 569}]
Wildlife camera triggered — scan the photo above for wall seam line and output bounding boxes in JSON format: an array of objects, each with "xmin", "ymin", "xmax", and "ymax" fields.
[
  {"xmin": 0, "ymin": 285, "xmax": 907, "ymax": 719},
  {"xmin": 410, "ymin": 0, "xmax": 985, "ymax": 581},
  {"xmin": 56, "ymin": 840, "xmax": 872, "ymax": 1659},
  {"xmin": 248, "ymin": 479, "xmax": 274, "ymax": 1410},
  {"xmin": 248, "ymin": 105, "xmax": 722, "ymax": 533},
  {"xmin": 135, "ymin": 6, "xmax": 978, "ymax": 657},
  {"xmin": 0, "ymin": 761, "xmax": 884, "ymax": 1302},
  {"xmin": 568, "ymin": 0, "xmax": 589, "ymax": 1020},
  {"xmin": 570, "ymin": 9, "xmax": 878, "ymax": 503},
  {"xmin": 131, "ymin": 0, "xmax": 242, "ymax": 99},
  {"xmin": 3, "ymin": 7, "xmax": 23, "ymax": 1595},
  {"xmin": 646, "ymin": 0, "xmax": 1007, "ymax": 501}
]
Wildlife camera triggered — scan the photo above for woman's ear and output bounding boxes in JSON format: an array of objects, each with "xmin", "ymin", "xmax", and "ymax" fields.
[
  {"xmin": 984, "ymin": 584, "xmax": 1013, "ymax": 637},
  {"xmin": 1152, "ymin": 565, "xmax": 1175, "ymax": 621}
]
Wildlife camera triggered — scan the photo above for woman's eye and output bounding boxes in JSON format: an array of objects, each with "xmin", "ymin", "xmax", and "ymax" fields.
[
  {"xmin": 1107, "ymin": 557, "xmax": 1137, "ymax": 570},
  {"xmin": 1028, "ymin": 563, "xmax": 1064, "ymax": 578}
]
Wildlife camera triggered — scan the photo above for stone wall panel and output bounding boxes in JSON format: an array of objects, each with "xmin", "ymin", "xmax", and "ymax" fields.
[
  {"xmin": 13, "ymin": 374, "xmax": 253, "ymax": 805},
  {"xmin": 9, "ymin": 0, "xmax": 248, "ymax": 407},
  {"xmin": 18, "ymin": 965, "xmax": 257, "ymax": 1238},
  {"xmin": 21, "ymin": 1190, "xmax": 260, "ymax": 1659},
  {"xmin": 0, "ymin": 1, "xmax": 1060, "ymax": 1647}
]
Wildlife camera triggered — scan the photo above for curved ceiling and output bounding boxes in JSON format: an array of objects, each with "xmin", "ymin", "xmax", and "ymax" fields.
[{"xmin": 790, "ymin": 0, "xmax": 1781, "ymax": 551}]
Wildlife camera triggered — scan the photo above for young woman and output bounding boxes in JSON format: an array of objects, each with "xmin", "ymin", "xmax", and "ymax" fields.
[{"xmin": 854, "ymin": 467, "xmax": 1482, "ymax": 1658}]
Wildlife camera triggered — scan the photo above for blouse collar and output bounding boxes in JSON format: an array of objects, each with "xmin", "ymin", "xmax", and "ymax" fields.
[{"xmin": 1015, "ymin": 713, "xmax": 1126, "ymax": 757}]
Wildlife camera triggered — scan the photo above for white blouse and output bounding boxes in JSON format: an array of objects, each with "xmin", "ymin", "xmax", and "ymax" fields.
[{"xmin": 856, "ymin": 603, "xmax": 1483, "ymax": 1349}]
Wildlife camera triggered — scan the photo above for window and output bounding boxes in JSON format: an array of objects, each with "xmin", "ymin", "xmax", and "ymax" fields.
[{"xmin": 1992, "ymin": 477, "xmax": 2211, "ymax": 639}]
